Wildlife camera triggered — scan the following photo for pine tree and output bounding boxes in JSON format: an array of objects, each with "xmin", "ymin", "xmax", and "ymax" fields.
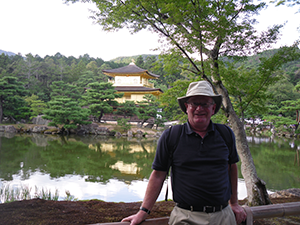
[
  {"xmin": 83, "ymin": 82, "xmax": 123, "ymax": 122},
  {"xmin": 0, "ymin": 76, "xmax": 27, "ymax": 123},
  {"xmin": 43, "ymin": 81, "xmax": 91, "ymax": 133}
]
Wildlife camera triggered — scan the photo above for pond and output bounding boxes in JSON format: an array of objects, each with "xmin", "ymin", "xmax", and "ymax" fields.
[{"xmin": 0, "ymin": 133, "xmax": 299, "ymax": 203}]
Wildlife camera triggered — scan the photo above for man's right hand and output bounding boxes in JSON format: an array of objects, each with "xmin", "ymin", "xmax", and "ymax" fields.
[{"xmin": 121, "ymin": 210, "xmax": 148, "ymax": 225}]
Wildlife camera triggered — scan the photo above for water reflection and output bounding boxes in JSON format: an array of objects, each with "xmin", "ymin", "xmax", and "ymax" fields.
[
  {"xmin": 0, "ymin": 134, "xmax": 299, "ymax": 203},
  {"xmin": 246, "ymin": 135, "xmax": 300, "ymax": 192}
]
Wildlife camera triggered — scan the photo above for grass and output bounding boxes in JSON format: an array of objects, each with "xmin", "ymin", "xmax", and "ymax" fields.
[{"xmin": 0, "ymin": 184, "xmax": 76, "ymax": 203}]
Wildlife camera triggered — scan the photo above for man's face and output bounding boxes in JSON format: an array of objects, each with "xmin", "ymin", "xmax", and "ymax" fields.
[{"xmin": 184, "ymin": 96, "xmax": 216, "ymax": 129}]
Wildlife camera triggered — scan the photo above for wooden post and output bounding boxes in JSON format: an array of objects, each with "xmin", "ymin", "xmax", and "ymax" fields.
[{"xmin": 242, "ymin": 206, "xmax": 253, "ymax": 225}]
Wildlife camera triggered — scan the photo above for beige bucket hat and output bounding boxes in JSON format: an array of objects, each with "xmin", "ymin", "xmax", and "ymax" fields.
[{"xmin": 177, "ymin": 81, "xmax": 222, "ymax": 114}]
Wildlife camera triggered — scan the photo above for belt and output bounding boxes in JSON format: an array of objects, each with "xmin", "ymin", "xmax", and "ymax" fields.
[{"xmin": 176, "ymin": 202, "xmax": 228, "ymax": 213}]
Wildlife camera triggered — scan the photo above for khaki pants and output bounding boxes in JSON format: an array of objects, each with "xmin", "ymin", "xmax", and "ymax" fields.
[{"xmin": 169, "ymin": 205, "xmax": 236, "ymax": 225}]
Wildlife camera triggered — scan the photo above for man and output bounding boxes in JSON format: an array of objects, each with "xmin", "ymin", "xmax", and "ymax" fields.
[{"xmin": 122, "ymin": 81, "xmax": 247, "ymax": 225}]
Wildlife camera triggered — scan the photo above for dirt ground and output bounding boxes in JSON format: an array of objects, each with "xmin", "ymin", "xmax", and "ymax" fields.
[{"xmin": 0, "ymin": 197, "xmax": 300, "ymax": 225}]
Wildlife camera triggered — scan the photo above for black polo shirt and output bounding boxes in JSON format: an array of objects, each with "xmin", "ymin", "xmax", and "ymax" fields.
[{"xmin": 152, "ymin": 121, "xmax": 239, "ymax": 206}]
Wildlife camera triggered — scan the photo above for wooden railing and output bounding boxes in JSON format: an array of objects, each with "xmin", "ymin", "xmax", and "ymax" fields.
[
  {"xmin": 89, "ymin": 202, "xmax": 300, "ymax": 225},
  {"xmin": 242, "ymin": 202, "xmax": 300, "ymax": 225}
]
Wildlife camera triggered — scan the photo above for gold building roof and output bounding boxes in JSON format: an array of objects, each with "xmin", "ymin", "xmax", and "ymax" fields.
[{"xmin": 103, "ymin": 63, "xmax": 160, "ymax": 79}]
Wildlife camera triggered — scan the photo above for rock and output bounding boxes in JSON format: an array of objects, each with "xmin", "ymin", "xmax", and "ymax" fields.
[
  {"xmin": 31, "ymin": 115, "xmax": 50, "ymax": 125},
  {"xmin": 76, "ymin": 130, "xmax": 86, "ymax": 135},
  {"xmin": 127, "ymin": 130, "xmax": 133, "ymax": 137},
  {"xmin": 135, "ymin": 130, "xmax": 144, "ymax": 138},
  {"xmin": 76, "ymin": 123, "xmax": 111, "ymax": 135},
  {"xmin": 5, "ymin": 125, "xmax": 17, "ymax": 133},
  {"xmin": 115, "ymin": 132, "xmax": 122, "ymax": 137},
  {"xmin": 32, "ymin": 126, "xmax": 48, "ymax": 133},
  {"xmin": 269, "ymin": 188, "xmax": 300, "ymax": 198},
  {"xmin": 144, "ymin": 123, "xmax": 154, "ymax": 129},
  {"xmin": 44, "ymin": 131, "xmax": 53, "ymax": 134},
  {"xmin": 0, "ymin": 126, "xmax": 5, "ymax": 132},
  {"xmin": 95, "ymin": 127, "xmax": 110, "ymax": 135}
]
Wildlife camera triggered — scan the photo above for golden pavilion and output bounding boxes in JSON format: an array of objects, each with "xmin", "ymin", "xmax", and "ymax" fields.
[{"xmin": 102, "ymin": 62, "xmax": 163, "ymax": 103}]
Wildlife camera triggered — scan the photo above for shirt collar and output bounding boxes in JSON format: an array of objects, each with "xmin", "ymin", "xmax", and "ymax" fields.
[{"xmin": 185, "ymin": 120, "xmax": 214, "ymax": 135}]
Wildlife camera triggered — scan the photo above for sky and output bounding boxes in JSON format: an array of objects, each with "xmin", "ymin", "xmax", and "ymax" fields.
[{"xmin": 0, "ymin": 0, "xmax": 299, "ymax": 61}]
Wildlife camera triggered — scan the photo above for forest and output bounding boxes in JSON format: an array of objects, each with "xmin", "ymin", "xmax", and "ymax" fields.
[{"xmin": 0, "ymin": 49, "xmax": 300, "ymax": 134}]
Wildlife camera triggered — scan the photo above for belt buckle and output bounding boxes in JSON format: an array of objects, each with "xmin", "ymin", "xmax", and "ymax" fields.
[{"xmin": 204, "ymin": 206, "xmax": 215, "ymax": 213}]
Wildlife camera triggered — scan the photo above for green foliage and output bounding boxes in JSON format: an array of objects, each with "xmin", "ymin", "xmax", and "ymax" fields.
[
  {"xmin": 83, "ymin": 82, "xmax": 123, "ymax": 122},
  {"xmin": 0, "ymin": 185, "xmax": 31, "ymax": 203},
  {"xmin": 24, "ymin": 94, "xmax": 47, "ymax": 119},
  {"xmin": 110, "ymin": 54, "xmax": 157, "ymax": 64},
  {"xmin": 137, "ymin": 94, "xmax": 159, "ymax": 125},
  {"xmin": 135, "ymin": 55, "xmax": 144, "ymax": 68},
  {"xmin": 263, "ymin": 115, "xmax": 295, "ymax": 130},
  {"xmin": 0, "ymin": 76, "xmax": 28, "ymax": 123},
  {"xmin": 222, "ymin": 46, "xmax": 300, "ymax": 120},
  {"xmin": 64, "ymin": 190, "xmax": 78, "ymax": 201},
  {"xmin": 16, "ymin": 106, "xmax": 32, "ymax": 121},
  {"xmin": 117, "ymin": 118, "xmax": 131, "ymax": 133},
  {"xmin": 159, "ymin": 80, "xmax": 191, "ymax": 122},
  {"xmin": 34, "ymin": 186, "xmax": 59, "ymax": 201},
  {"xmin": 136, "ymin": 94, "xmax": 168, "ymax": 128},
  {"xmin": 0, "ymin": 184, "xmax": 78, "ymax": 203},
  {"xmin": 114, "ymin": 101, "xmax": 138, "ymax": 118},
  {"xmin": 266, "ymin": 76, "xmax": 299, "ymax": 116},
  {"xmin": 271, "ymin": 0, "xmax": 300, "ymax": 8},
  {"xmin": 43, "ymin": 81, "xmax": 91, "ymax": 131}
]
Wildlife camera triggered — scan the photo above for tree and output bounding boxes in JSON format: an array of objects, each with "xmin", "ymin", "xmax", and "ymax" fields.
[
  {"xmin": 69, "ymin": 60, "xmax": 86, "ymax": 83},
  {"xmin": 0, "ymin": 54, "xmax": 11, "ymax": 76},
  {"xmin": 0, "ymin": 76, "xmax": 27, "ymax": 123},
  {"xmin": 265, "ymin": 72, "xmax": 300, "ymax": 119},
  {"xmin": 76, "ymin": 71, "xmax": 100, "ymax": 91},
  {"xmin": 135, "ymin": 55, "xmax": 144, "ymax": 68},
  {"xmin": 276, "ymin": 80, "xmax": 300, "ymax": 130},
  {"xmin": 67, "ymin": 0, "xmax": 300, "ymax": 205},
  {"xmin": 221, "ymin": 48, "xmax": 298, "ymax": 122},
  {"xmin": 272, "ymin": 0, "xmax": 300, "ymax": 8},
  {"xmin": 86, "ymin": 61, "xmax": 98, "ymax": 74},
  {"xmin": 137, "ymin": 94, "xmax": 160, "ymax": 126},
  {"xmin": 114, "ymin": 101, "xmax": 137, "ymax": 118},
  {"xmin": 24, "ymin": 94, "xmax": 47, "ymax": 119},
  {"xmin": 280, "ymin": 99, "xmax": 300, "ymax": 128},
  {"xmin": 159, "ymin": 80, "xmax": 190, "ymax": 122},
  {"xmin": 83, "ymin": 82, "xmax": 123, "ymax": 122},
  {"xmin": 43, "ymin": 81, "xmax": 91, "ymax": 133}
]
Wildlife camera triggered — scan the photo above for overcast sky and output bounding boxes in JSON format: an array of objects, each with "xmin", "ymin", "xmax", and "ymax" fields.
[{"xmin": 0, "ymin": 0, "xmax": 299, "ymax": 61}]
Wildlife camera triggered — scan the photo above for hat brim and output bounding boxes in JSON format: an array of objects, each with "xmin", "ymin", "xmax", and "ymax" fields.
[{"xmin": 177, "ymin": 94, "xmax": 222, "ymax": 115}]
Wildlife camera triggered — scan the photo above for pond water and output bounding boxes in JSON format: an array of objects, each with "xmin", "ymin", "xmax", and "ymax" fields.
[{"xmin": 0, "ymin": 133, "xmax": 299, "ymax": 203}]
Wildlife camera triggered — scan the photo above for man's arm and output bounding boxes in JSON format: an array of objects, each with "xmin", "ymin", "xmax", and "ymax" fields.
[
  {"xmin": 229, "ymin": 163, "xmax": 247, "ymax": 224},
  {"xmin": 121, "ymin": 170, "xmax": 167, "ymax": 225}
]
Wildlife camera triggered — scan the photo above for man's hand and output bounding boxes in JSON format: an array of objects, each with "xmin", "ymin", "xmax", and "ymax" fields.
[
  {"xmin": 121, "ymin": 210, "xmax": 148, "ymax": 225},
  {"xmin": 121, "ymin": 170, "xmax": 167, "ymax": 225},
  {"xmin": 230, "ymin": 203, "xmax": 247, "ymax": 224}
]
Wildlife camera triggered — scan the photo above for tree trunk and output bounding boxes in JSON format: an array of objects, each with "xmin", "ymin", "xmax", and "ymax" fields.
[
  {"xmin": 215, "ymin": 83, "xmax": 271, "ymax": 206},
  {"xmin": 98, "ymin": 110, "xmax": 103, "ymax": 123}
]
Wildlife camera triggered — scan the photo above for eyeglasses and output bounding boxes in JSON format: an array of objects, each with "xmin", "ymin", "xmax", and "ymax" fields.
[{"xmin": 187, "ymin": 101, "xmax": 214, "ymax": 109}]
